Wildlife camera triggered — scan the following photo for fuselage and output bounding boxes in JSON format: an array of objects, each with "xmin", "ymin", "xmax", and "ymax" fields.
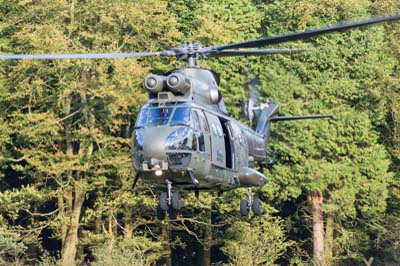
[{"xmin": 131, "ymin": 68, "xmax": 268, "ymax": 191}]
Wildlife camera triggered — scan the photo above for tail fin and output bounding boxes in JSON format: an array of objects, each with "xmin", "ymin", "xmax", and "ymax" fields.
[{"xmin": 255, "ymin": 103, "xmax": 279, "ymax": 138}]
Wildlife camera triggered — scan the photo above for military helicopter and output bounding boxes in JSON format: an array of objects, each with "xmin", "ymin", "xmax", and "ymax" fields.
[{"xmin": 1, "ymin": 14, "xmax": 399, "ymax": 220}]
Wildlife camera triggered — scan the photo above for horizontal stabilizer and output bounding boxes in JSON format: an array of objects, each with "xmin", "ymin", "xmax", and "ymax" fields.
[
  {"xmin": 270, "ymin": 114, "xmax": 334, "ymax": 122},
  {"xmin": 238, "ymin": 167, "xmax": 268, "ymax": 187}
]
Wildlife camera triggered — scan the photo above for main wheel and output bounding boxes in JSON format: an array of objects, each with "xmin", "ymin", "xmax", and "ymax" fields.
[
  {"xmin": 159, "ymin": 192, "xmax": 168, "ymax": 211},
  {"xmin": 171, "ymin": 192, "xmax": 181, "ymax": 210},
  {"xmin": 240, "ymin": 199, "xmax": 250, "ymax": 216},
  {"xmin": 252, "ymin": 198, "xmax": 263, "ymax": 216},
  {"xmin": 168, "ymin": 206, "xmax": 178, "ymax": 220},
  {"xmin": 156, "ymin": 205, "xmax": 166, "ymax": 220}
]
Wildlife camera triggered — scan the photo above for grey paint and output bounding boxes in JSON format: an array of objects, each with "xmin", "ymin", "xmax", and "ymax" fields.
[{"xmin": 132, "ymin": 68, "xmax": 268, "ymax": 192}]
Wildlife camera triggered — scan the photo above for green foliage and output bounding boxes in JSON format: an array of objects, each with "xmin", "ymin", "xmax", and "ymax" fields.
[
  {"xmin": 37, "ymin": 253, "xmax": 61, "ymax": 266},
  {"xmin": 0, "ymin": 185, "xmax": 53, "ymax": 221},
  {"xmin": 0, "ymin": 228, "xmax": 26, "ymax": 266},
  {"xmin": 190, "ymin": 0, "xmax": 265, "ymax": 118},
  {"xmin": 221, "ymin": 217, "xmax": 293, "ymax": 266},
  {"xmin": 91, "ymin": 237, "xmax": 162, "ymax": 266},
  {"xmin": 245, "ymin": 1, "xmax": 398, "ymax": 264}
]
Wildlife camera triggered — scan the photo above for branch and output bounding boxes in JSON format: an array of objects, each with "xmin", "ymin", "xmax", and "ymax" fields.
[
  {"xmin": 132, "ymin": 217, "xmax": 158, "ymax": 231},
  {"xmin": 179, "ymin": 220, "xmax": 203, "ymax": 244},
  {"xmin": 56, "ymin": 108, "xmax": 82, "ymax": 123},
  {"xmin": 178, "ymin": 217, "xmax": 226, "ymax": 228},
  {"xmin": 5, "ymin": 155, "xmax": 26, "ymax": 162},
  {"xmin": 24, "ymin": 207, "xmax": 61, "ymax": 217},
  {"xmin": 10, "ymin": 224, "xmax": 50, "ymax": 240}
]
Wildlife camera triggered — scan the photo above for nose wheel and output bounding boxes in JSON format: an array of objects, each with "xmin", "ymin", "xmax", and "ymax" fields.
[
  {"xmin": 240, "ymin": 187, "xmax": 263, "ymax": 216},
  {"xmin": 157, "ymin": 180, "xmax": 181, "ymax": 220}
]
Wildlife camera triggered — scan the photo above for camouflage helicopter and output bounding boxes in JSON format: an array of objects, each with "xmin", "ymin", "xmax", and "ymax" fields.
[{"xmin": 1, "ymin": 14, "xmax": 399, "ymax": 220}]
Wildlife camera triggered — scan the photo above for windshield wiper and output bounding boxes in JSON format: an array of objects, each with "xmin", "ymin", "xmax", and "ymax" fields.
[{"xmin": 170, "ymin": 123, "xmax": 190, "ymax": 127}]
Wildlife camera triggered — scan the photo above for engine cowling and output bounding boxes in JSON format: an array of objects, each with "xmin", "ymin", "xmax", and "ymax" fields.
[
  {"xmin": 166, "ymin": 73, "xmax": 191, "ymax": 95},
  {"xmin": 144, "ymin": 75, "xmax": 165, "ymax": 94}
]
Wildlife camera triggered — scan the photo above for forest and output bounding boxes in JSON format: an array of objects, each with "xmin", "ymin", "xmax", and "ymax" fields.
[{"xmin": 0, "ymin": 0, "xmax": 399, "ymax": 265}]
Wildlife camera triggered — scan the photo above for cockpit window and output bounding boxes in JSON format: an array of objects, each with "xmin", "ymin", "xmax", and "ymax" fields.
[
  {"xmin": 171, "ymin": 107, "xmax": 191, "ymax": 126},
  {"xmin": 136, "ymin": 108, "xmax": 148, "ymax": 128},
  {"xmin": 135, "ymin": 102, "xmax": 192, "ymax": 127},
  {"xmin": 147, "ymin": 107, "xmax": 174, "ymax": 126}
]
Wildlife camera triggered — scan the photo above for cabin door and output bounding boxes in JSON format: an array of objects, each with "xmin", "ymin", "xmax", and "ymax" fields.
[{"xmin": 204, "ymin": 112, "xmax": 225, "ymax": 168}]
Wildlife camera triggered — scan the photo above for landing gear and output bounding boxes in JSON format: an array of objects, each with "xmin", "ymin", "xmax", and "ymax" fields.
[
  {"xmin": 252, "ymin": 198, "xmax": 262, "ymax": 216},
  {"xmin": 171, "ymin": 192, "xmax": 181, "ymax": 210},
  {"xmin": 240, "ymin": 187, "xmax": 263, "ymax": 216},
  {"xmin": 168, "ymin": 206, "xmax": 178, "ymax": 220},
  {"xmin": 240, "ymin": 199, "xmax": 250, "ymax": 216},
  {"xmin": 156, "ymin": 205, "xmax": 166, "ymax": 220},
  {"xmin": 156, "ymin": 180, "xmax": 181, "ymax": 220},
  {"xmin": 159, "ymin": 192, "xmax": 168, "ymax": 211}
]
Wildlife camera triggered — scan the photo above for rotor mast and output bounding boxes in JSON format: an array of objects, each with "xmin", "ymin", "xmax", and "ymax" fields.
[{"xmin": 174, "ymin": 42, "xmax": 203, "ymax": 68}]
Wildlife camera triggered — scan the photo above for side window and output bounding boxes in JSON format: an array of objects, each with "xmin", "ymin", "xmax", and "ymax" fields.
[
  {"xmin": 192, "ymin": 110, "xmax": 201, "ymax": 131},
  {"xmin": 192, "ymin": 111, "xmax": 205, "ymax": 152},
  {"xmin": 196, "ymin": 110, "xmax": 209, "ymax": 133}
]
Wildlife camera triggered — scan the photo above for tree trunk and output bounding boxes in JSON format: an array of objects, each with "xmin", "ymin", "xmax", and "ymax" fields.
[
  {"xmin": 94, "ymin": 206, "xmax": 102, "ymax": 235},
  {"xmin": 60, "ymin": 93, "xmax": 77, "ymax": 266},
  {"xmin": 107, "ymin": 209, "xmax": 117, "ymax": 238},
  {"xmin": 200, "ymin": 208, "xmax": 212, "ymax": 266},
  {"xmin": 160, "ymin": 222, "xmax": 172, "ymax": 266},
  {"xmin": 308, "ymin": 191, "xmax": 324, "ymax": 266},
  {"xmin": 123, "ymin": 206, "xmax": 133, "ymax": 239},
  {"xmin": 57, "ymin": 188, "xmax": 67, "ymax": 247},
  {"xmin": 61, "ymin": 180, "xmax": 86, "ymax": 266},
  {"xmin": 324, "ymin": 213, "xmax": 334, "ymax": 265},
  {"xmin": 201, "ymin": 247, "xmax": 211, "ymax": 266},
  {"xmin": 59, "ymin": 54, "xmax": 94, "ymax": 266}
]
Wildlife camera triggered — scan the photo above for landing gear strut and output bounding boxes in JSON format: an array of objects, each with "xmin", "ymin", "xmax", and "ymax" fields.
[
  {"xmin": 240, "ymin": 187, "xmax": 262, "ymax": 216},
  {"xmin": 157, "ymin": 179, "xmax": 181, "ymax": 220}
]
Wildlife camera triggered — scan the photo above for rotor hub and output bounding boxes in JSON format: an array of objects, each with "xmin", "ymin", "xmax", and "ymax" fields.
[{"xmin": 173, "ymin": 42, "xmax": 203, "ymax": 59}]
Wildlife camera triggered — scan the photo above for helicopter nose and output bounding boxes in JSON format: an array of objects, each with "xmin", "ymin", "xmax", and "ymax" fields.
[{"xmin": 141, "ymin": 128, "xmax": 170, "ymax": 161}]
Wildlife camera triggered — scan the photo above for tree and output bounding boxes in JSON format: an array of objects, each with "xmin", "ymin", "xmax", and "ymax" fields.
[
  {"xmin": 0, "ymin": 0, "xmax": 180, "ymax": 264},
  {"xmin": 256, "ymin": 1, "xmax": 394, "ymax": 264}
]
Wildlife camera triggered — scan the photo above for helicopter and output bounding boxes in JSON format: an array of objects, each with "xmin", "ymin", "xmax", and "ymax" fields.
[{"xmin": 1, "ymin": 13, "xmax": 399, "ymax": 220}]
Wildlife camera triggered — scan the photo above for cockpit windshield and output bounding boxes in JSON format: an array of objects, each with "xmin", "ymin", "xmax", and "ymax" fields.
[
  {"xmin": 170, "ymin": 107, "xmax": 191, "ymax": 126},
  {"xmin": 135, "ymin": 102, "xmax": 191, "ymax": 127},
  {"xmin": 147, "ymin": 107, "xmax": 173, "ymax": 126}
]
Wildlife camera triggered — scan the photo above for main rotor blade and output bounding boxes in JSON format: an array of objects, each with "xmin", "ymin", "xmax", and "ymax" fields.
[
  {"xmin": 0, "ymin": 51, "xmax": 173, "ymax": 60},
  {"xmin": 210, "ymin": 13, "xmax": 400, "ymax": 51},
  {"xmin": 209, "ymin": 48, "xmax": 311, "ymax": 57}
]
